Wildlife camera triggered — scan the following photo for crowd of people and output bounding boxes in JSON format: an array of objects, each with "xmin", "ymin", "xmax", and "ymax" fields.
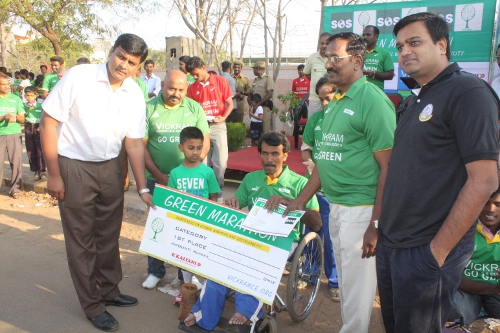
[{"xmin": 1, "ymin": 11, "xmax": 500, "ymax": 333}]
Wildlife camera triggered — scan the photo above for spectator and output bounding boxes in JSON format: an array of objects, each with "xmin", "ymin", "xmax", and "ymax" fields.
[
  {"xmin": 292, "ymin": 64, "xmax": 310, "ymax": 100},
  {"xmin": 230, "ymin": 60, "xmax": 251, "ymax": 123},
  {"xmin": 179, "ymin": 55, "xmax": 195, "ymax": 86},
  {"xmin": 76, "ymin": 57, "xmax": 91, "ymax": 65},
  {"xmin": 182, "ymin": 132, "xmax": 321, "ymax": 331},
  {"xmin": 448, "ymin": 186, "xmax": 500, "ymax": 324},
  {"xmin": 39, "ymin": 64, "xmax": 48, "ymax": 76},
  {"xmin": 17, "ymin": 69, "xmax": 31, "ymax": 103},
  {"xmin": 41, "ymin": 56, "xmax": 63, "ymax": 99},
  {"xmin": 248, "ymin": 93, "xmax": 263, "ymax": 145},
  {"xmin": 57, "ymin": 67, "xmax": 68, "ymax": 80},
  {"xmin": 141, "ymin": 59, "xmax": 161, "ymax": 100},
  {"xmin": 0, "ymin": 74, "xmax": 25, "ymax": 199},
  {"xmin": 40, "ymin": 33, "xmax": 154, "ymax": 332},
  {"xmin": 301, "ymin": 76, "xmax": 339, "ymax": 301},
  {"xmin": 28, "ymin": 72, "xmax": 35, "ymax": 85},
  {"xmin": 250, "ymin": 61, "xmax": 274, "ymax": 134},
  {"xmin": 285, "ymin": 32, "xmax": 396, "ymax": 333},
  {"xmin": 23, "ymin": 86, "xmax": 46, "ymax": 181},
  {"xmin": 186, "ymin": 56, "xmax": 233, "ymax": 202},
  {"xmin": 377, "ymin": 13, "xmax": 499, "ymax": 332},
  {"xmin": 304, "ymin": 32, "xmax": 331, "ymax": 116},
  {"xmin": 13, "ymin": 71, "xmax": 21, "ymax": 97},
  {"xmin": 142, "ymin": 70, "xmax": 210, "ymax": 289},
  {"xmin": 362, "ymin": 25, "xmax": 395, "ymax": 90}
]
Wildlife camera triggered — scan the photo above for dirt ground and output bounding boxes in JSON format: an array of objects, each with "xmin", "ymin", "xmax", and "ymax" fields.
[{"xmin": 0, "ymin": 188, "xmax": 494, "ymax": 333}]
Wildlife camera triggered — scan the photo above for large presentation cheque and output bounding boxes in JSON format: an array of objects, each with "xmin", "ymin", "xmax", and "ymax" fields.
[{"xmin": 139, "ymin": 186, "xmax": 295, "ymax": 305}]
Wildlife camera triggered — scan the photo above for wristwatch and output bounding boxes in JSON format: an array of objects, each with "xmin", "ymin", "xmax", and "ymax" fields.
[
  {"xmin": 370, "ymin": 220, "xmax": 378, "ymax": 229},
  {"xmin": 138, "ymin": 188, "xmax": 150, "ymax": 195}
]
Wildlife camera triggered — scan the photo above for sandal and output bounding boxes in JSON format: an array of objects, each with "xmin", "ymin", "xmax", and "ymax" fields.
[{"xmin": 329, "ymin": 288, "xmax": 340, "ymax": 302}]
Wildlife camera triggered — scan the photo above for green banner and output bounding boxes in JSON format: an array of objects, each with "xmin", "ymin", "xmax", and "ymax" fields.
[
  {"xmin": 323, "ymin": 0, "xmax": 497, "ymax": 63},
  {"xmin": 152, "ymin": 185, "xmax": 294, "ymax": 251}
]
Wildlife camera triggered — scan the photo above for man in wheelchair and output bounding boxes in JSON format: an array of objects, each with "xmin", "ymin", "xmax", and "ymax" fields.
[
  {"xmin": 448, "ymin": 186, "xmax": 500, "ymax": 325},
  {"xmin": 182, "ymin": 131, "xmax": 321, "ymax": 330}
]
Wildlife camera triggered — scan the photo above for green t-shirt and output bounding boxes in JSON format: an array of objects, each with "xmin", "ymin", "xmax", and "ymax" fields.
[
  {"xmin": 0, "ymin": 93, "xmax": 24, "ymax": 135},
  {"xmin": 187, "ymin": 73, "xmax": 196, "ymax": 86},
  {"xmin": 461, "ymin": 223, "xmax": 500, "ymax": 284},
  {"xmin": 135, "ymin": 77, "xmax": 149, "ymax": 101},
  {"xmin": 364, "ymin": 45, "xmax": 394, "ymax": 91},
  {"xmin": 301, "ymin": 110, "xmax": 324, "ymax": 170},
  {"xmin": 13, "ymin": 79, "xmax": 22, "ymax": 96},
  {"xmin": 168, "ymin": 163, "xmax": 220, "ymax": 199},
  {"xmin": 24, "ymin": 102, "xmax": 43, "ymax": 124},
  {"xmin": 317, "ymin": 76, "xmax": 395, "ymax": 206},
  {"xmin": 41, "ymin": 73, "xmax": 58, "ymax": 92},
  {"xmin": 235, "ymin": 165, "xmax": 319, "ymax": 242},
  {"xmin": 145, "ymin": 95, "xmax": 210, "ymax": 180}
]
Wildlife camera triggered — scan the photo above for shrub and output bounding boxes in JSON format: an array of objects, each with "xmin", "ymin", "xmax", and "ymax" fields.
[{"xmin": 226, "ymin": 122, "xmax": 247, "ymax": 151}]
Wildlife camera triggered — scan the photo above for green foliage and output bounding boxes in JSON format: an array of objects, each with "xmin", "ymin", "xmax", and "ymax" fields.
[
  {"xmin": 274, "ymin": 92, "xmax": 301, "ymax": 123},
  {"xmin": 226, "ymin": 122, "xmax": 247, "ymax": 152},
  {"xmin": 147, "ymin": 49, "xmax": 167, "ymax": 68}
]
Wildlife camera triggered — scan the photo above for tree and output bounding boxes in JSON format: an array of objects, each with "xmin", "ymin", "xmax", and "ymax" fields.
[{"xmin": 5, "ymin": 0, "xmax": 143, "ymax": 56}]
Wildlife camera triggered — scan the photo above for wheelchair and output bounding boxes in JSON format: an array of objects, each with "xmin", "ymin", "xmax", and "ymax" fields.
[{"xmin": 179, "ymin": 230, "xmax": 324, "ymax": 333}]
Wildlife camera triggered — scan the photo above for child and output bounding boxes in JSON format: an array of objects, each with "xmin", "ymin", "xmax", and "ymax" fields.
[
  {"xmin": 167, "ymin": 126, "xmax": 220, "ymax": 304},
  {"xmin": 23, "ymin": 86, "xmax": 46, "ymax": 180},
  {"xmin": 249, "ymin": 93, "xmax": 264, "ymax": 146}
]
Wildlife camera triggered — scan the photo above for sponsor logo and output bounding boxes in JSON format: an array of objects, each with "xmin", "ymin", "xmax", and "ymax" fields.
[
  {"xmin": 330, "ymin": 12, "xmax": 353, "ymax": 33},
  {"xmin": 172, "ymin": 252, "xmax": 201, "ymax": 267},
  {"xmin": 454, "ymin": 3, "xmax": 483, "ymax": 31},
  {"xmin": 343, "ymin": 109, "xmax": 354, "ymax": 116},
  {"xmin": 353, "ymin": 10, "xmax": 376, "ymax": 34},
  {"xmin": 152, "ymin": 113, "xmax": 159, "ymax": 118},
  {"xmin": 278, "ymin": 188, "xmax": 291, "ymax": 194},
  {"xmin": 150, "ymin": 217, "xmax": 164, "ymax": 241},
  {"xmin": 419, "ymin": 104, "xmax": 433, "ymax": 122},
  {"xmin": 314, "ymin": 125, "xmax": 321, "ymax": 130}
]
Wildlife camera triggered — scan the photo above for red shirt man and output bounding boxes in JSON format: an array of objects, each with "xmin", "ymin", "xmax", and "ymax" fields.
[{"xmin": 292, "ymin": 64, "xmax": 310, "ymax": 100}]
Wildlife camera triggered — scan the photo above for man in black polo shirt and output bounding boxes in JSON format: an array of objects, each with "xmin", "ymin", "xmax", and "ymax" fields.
[{"xmin": 377, "ymin": 12, "xmax": 500, "ymax": 333}]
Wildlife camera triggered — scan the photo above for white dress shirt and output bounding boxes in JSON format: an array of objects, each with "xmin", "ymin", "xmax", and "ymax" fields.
[
  {"xmin": 141, "ymin": 74, "xmax": 161, "ymax": 98},
  {"xmin": 42, "ymin": 63, "xmax": 146, "ymax": 162}
]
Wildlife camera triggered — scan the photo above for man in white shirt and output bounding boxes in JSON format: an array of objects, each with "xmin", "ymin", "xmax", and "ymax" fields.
[
  {"xmin": 40, "ymin": 33, "xmax": 155, "ymax": 332},
  {"xmin": 17, "ymin": 69, "xmax": 31, "ymax": 103},
  {"xmin": 141, "ymin": 59, "xmax": 161, "ymax": 100}
]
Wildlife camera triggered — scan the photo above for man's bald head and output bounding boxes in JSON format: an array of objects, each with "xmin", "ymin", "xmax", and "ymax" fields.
[{"xmin": 162, "ymin": 70, "xmax": 188, "ymax": 107}]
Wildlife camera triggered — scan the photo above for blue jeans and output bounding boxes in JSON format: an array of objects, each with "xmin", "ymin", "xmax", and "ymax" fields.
[
  {"xmin": 304, "ymin": 194, "xmax": 338, "ymax": 288},
  {"xmin": 376, "ymin": 240, "xmax": 474, "ymax": 333},
  {"xmin": 146, "ymin": 179, "xmax": 166, "ymax": 279}
]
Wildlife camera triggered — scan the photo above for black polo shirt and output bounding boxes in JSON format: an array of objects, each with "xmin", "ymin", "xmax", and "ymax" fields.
[{"xmin": 379, "ymin": 63, "xmax": 500, "ymax": 249}]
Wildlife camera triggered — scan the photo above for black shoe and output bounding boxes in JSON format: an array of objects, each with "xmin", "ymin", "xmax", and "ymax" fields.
[
  {"xmin": 87, "ymin": 311, "xmax": 119, "ymax": 332},
  {"xmin": 105, "ymin": 294, "xmax": 138, "ymax": 307}
]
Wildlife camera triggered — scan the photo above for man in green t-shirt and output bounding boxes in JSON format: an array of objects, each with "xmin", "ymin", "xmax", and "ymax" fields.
[
  {"xmin": 142, "ymin": 69, "xmax": 211, "ymax": 290},
  {"xmin": 183, "ymin": 132, "xmax": 321, "ymax": 331},
  {"xmin": 179, "ymin": 56, "xmax": 196, "ymax": 86},
  {"xmin": 41, "ymin": 56, "xmax": 64, "ymax": 99},
  {"xmin": 285, "ymin": 32, "xmax": 395, "ymax": 333},
  {"xmin": 362, "ymin": 25, "xmax": 394, "ymax": 91},
  {"xmin": 0, "ymin": 74, "xmax": 26, "ymax": 198},
  {"xmin": 449, "ymin": 187, "xmax": 500, "ymax": 324},
  {"xmin": 13, "ymin": 71, "xmax": 21, "ymax": 97}
]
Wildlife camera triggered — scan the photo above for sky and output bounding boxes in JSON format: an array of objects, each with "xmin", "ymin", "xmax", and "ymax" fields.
[{"xmin": 108, "ymin": 1, "xmax": 323, "ymax": 57}]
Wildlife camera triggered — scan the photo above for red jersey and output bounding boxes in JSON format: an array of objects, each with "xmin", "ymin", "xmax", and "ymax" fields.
[
  {"xmin": 187, "ymin": 75, "xmax": 233, "ymax": 117},
  {"xmin": 292, "ymin": 76, "xmax": 310, "ymax": 100}
]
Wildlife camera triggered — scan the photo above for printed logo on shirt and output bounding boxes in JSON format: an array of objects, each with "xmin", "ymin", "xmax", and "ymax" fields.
[
  {"xmin": 185, "ymin": 113, "xmax": 191, "ymax": 117},
  {"xmin": 152, "ymin": 113, "xmax": 160, "ymax": 118},
  {"xmin": 343, "ymin": 108, "xmax": 354, "ymax": 116},
  {"xmin": 210, "ymin": 87, "xmax": 215, "ymax": 91},
  {"xmin": 314, "ymin": 125, "xmax": 321, "ymax": 131},
  {"xmin": 419, "ymin": 104, "xmax": 433, "ymax": 122},
  {"xmin": 278, "ymin": 188, "xmax": 291, "ymax": 194},
  {"xmin": 251, "ymin": 186, "xmax": 259, "ymax": 191}
]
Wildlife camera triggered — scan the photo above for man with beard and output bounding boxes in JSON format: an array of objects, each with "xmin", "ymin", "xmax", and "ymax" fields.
[
  {"xmin": 362, "ymin": 25, "xmax": 394, "ymax": 91},
  {"xmin": 142, "ymin": 70, "xmax": 211, "ymax": 289}
]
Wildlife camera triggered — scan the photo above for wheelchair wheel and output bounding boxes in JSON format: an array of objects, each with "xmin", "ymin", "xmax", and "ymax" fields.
[
  {"xmin": 286, "ymin": 231, "xmax": 324, "ymax": 322},
  {"xmin": 254, "ymin": 314, "xmax": 278, "ymax": 333}
]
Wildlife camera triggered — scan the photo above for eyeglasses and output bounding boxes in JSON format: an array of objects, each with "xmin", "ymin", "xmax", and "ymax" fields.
[{"xmin": 326, "ymin": 55, "xmax": 353, "ymax": 63}]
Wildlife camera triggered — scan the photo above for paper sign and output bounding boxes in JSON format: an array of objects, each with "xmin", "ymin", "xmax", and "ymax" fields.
[{"xmin": 139, "ymin": 186, "xmax": 295, "ymax": 305}]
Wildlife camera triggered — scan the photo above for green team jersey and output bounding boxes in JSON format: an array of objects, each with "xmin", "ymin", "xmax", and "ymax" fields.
[
  {"xmin": 317, "ymin": 76, "xmax": 395, "ymax": 206},
  {"xmin": 24, "ymin": 102, "xmax": 43, "ymax": 124},
  {"xmin": 145, "ymin": 95, "xmax": 210, "ymax": 181},
  {"xmin": 13, "ymin": 79, "xmax": 22, "ymax": 96},
  {"xmin": 168, "ymin": 163, "xmax": 220, "ymax": 199},
  {"xmin": 0, "ymin": 93, "xmax": 24, "ymax": 135},
  {"xmin": 41, "ymin": 73, "xmax": 58, "ymax": 92},
  {"xmin": 301, "ymin": 110, "xmax": 324, "ymax": 179},
  {"xmin": 235, "ymin": 165, "xmax": 319, "ymax": 242},
  {"xmin": 462, "ymin": 223, "xmax": 500, "ymax": 285},
  {"xmin": 135, "ymin": 77, "xmax": 149, "ymax": 101},
  {"xmin": 364, "ymin": 45, "xmax": 394, "ymax": 91},
  {"xmin": 187, "ymin": 73, "xmax": 196, "ymax": 86}
]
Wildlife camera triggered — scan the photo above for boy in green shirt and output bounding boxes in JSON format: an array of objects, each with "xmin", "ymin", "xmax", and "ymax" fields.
[
  {"xmin": 167, "ymin": 126, "xmax": 220, "ymax": 304},
  {"xmin": 24, "ymin": 86, "xmax": 46, "ymax": 180}
]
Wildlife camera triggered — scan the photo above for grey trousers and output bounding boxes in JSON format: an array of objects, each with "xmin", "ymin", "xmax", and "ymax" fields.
[
  {"xmin": 58, "ymin": 155, "xmax": 124, "ymax": 318},
  {"xmin": 207, "ymin": 122, "xmax": 227, "ymax": 194},
  {"xmin": 0, "ymin": 133, "xmax": 23, "ymax": 195}
]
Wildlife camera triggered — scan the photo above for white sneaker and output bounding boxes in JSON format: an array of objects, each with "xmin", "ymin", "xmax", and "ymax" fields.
[{"xmin": 142, "ymin": 275, "xmax": 161, "ymax": 289}]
